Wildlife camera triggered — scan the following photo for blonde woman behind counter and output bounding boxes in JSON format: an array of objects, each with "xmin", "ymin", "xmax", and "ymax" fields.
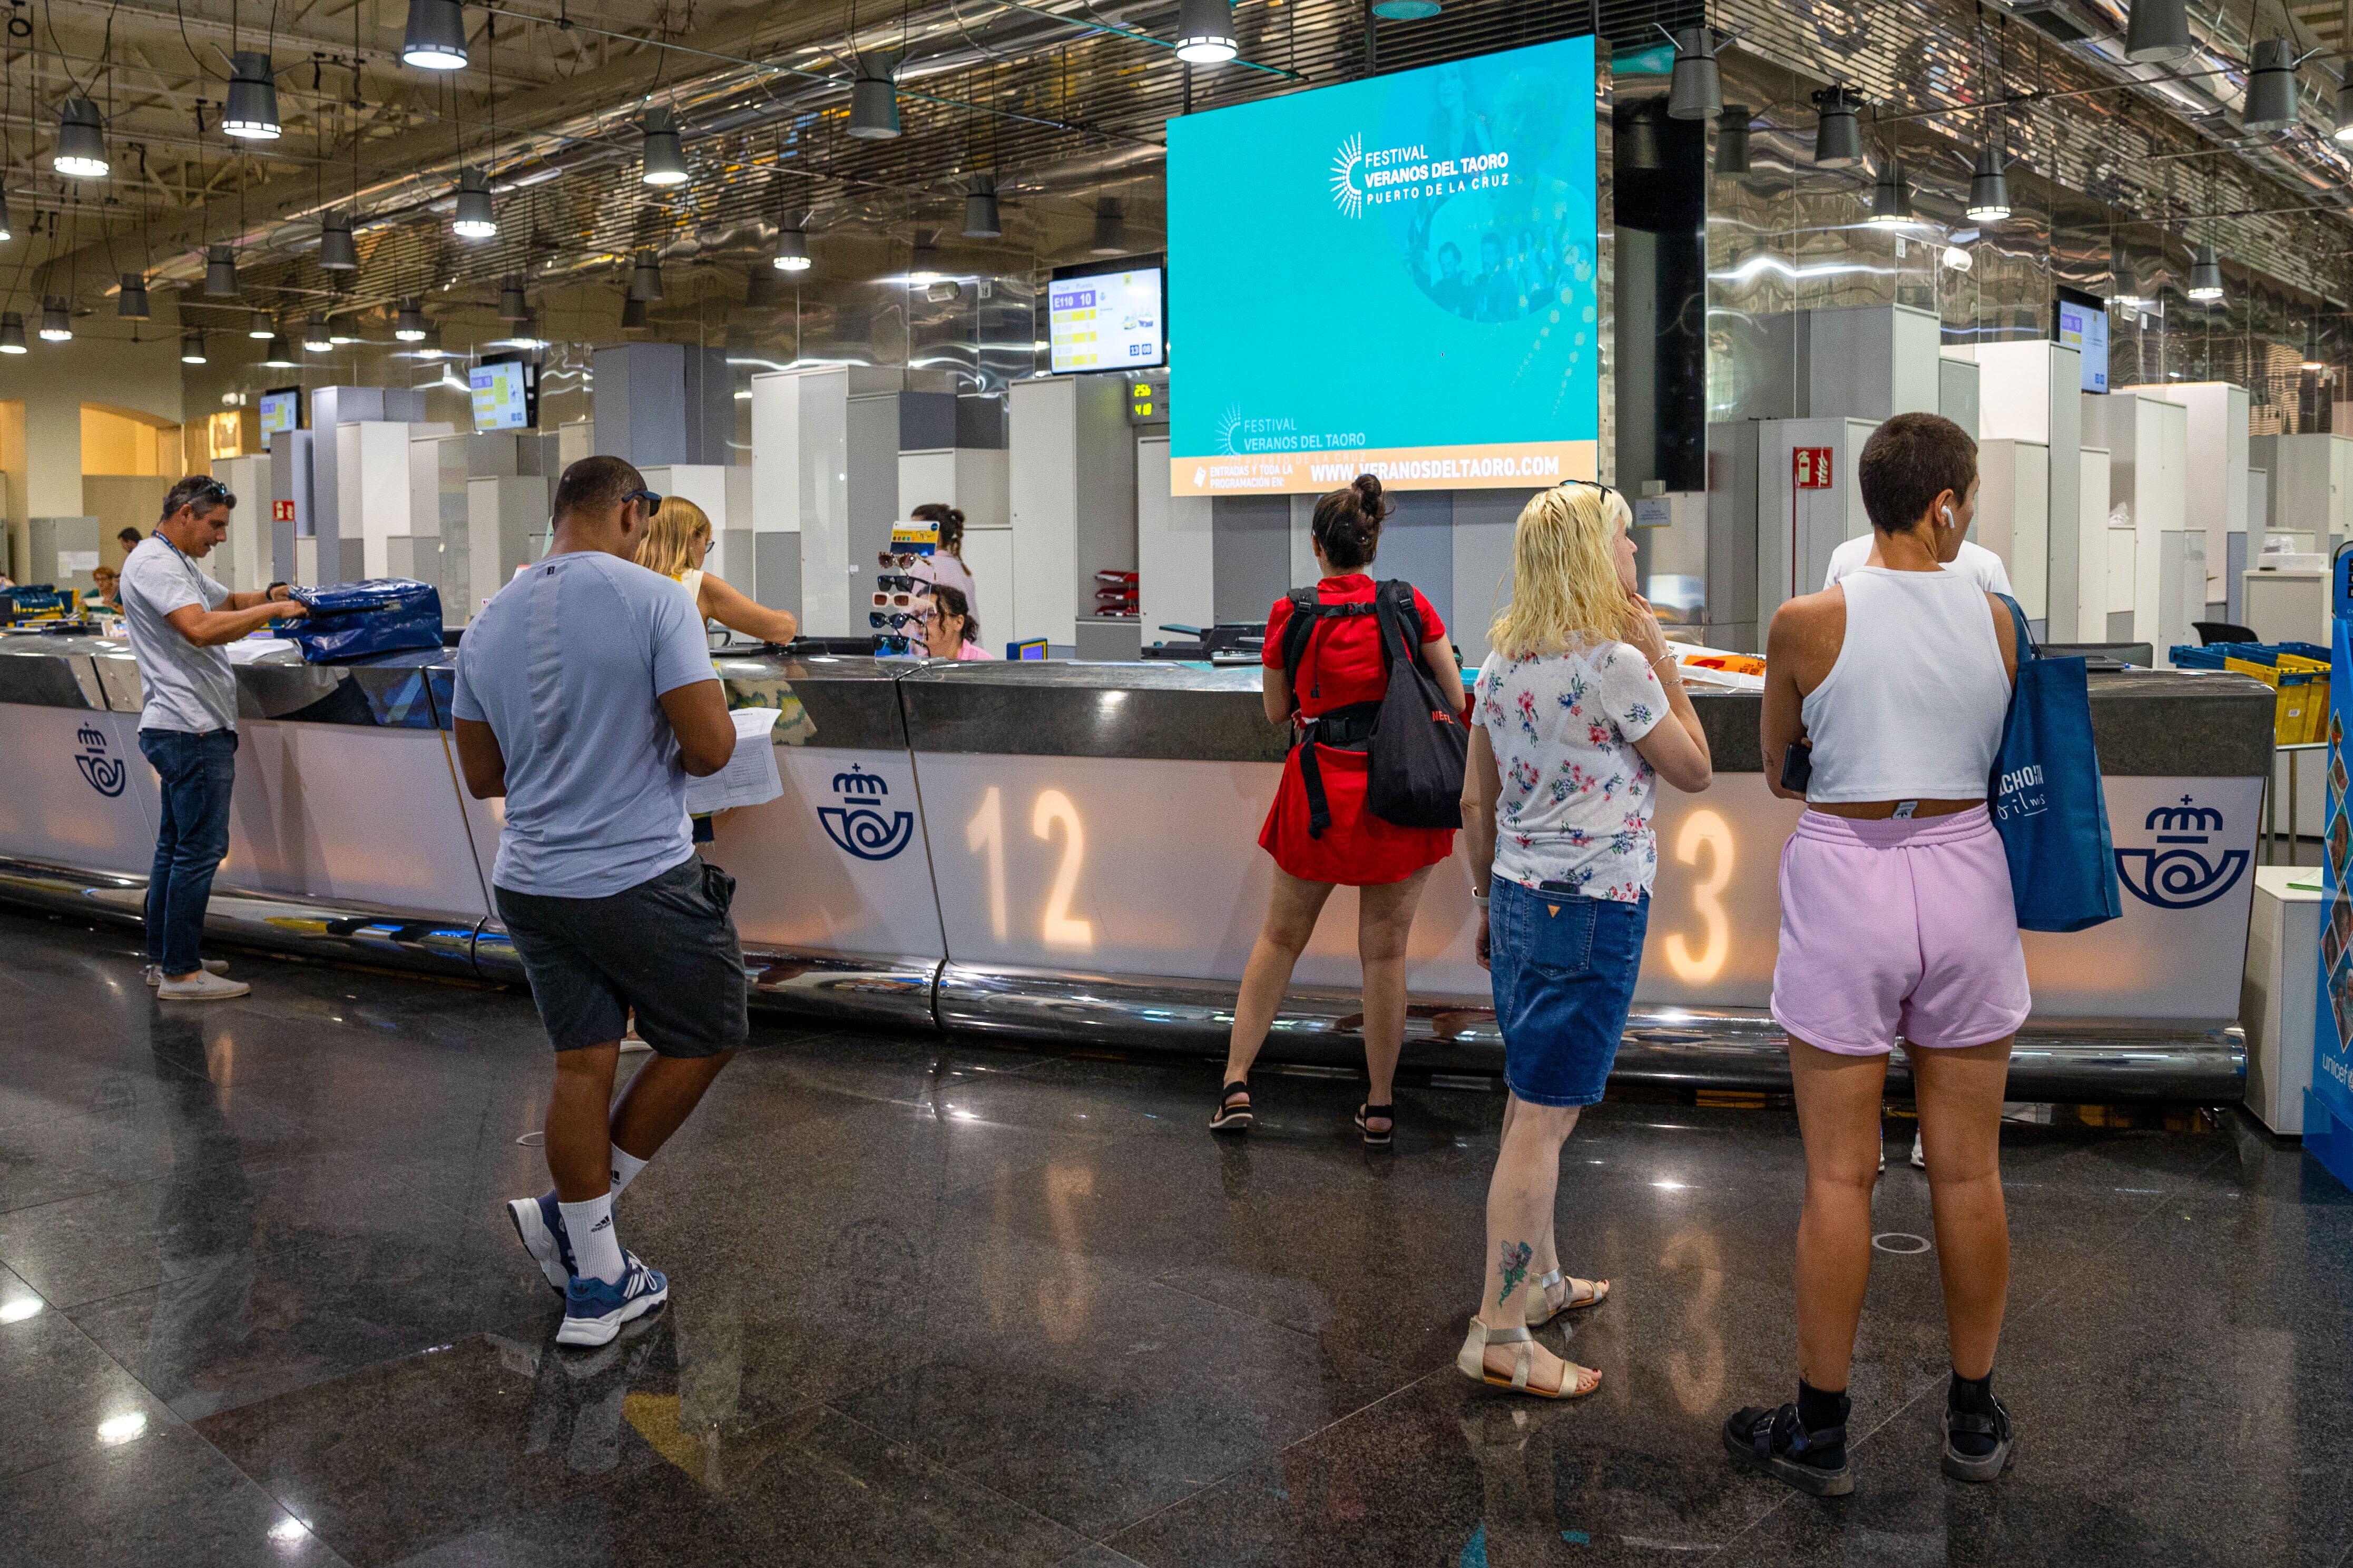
[{"xmin": 635, "ymin": 497, "xmax": 800, "ymax": 646}]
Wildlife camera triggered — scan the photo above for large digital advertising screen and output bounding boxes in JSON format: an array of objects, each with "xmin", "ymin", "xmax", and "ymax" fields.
[
  {"xmin": 1166, "ymin": 36, "xmax": 1598, "ymax": 496},
  {"xmin": 1050, "ymin": 258, "xmax": 1165, "ymax": 374}
]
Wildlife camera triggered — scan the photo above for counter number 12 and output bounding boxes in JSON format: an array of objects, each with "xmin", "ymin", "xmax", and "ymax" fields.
[{"xmin": 966, "ymin": 786, "xmax": 1095, "ymax": 950}]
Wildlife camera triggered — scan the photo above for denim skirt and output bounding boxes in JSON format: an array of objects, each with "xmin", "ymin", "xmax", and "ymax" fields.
[{"xmin": 1488, "ymin": 879, "xmax": 1649, "ymax": 1107}]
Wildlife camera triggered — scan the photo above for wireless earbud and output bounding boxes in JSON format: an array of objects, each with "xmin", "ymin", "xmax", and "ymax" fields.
[{"xmin": 1942, "ymin": 505, "xmax": 1955, "ymax": 525}]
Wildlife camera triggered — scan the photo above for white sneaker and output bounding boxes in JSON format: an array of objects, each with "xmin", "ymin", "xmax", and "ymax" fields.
[
  {"xmin": 145, "ymin": 960, "xmax": 229, "ymax": 987},
  {"xmin": 157, "ymin": 969, "xmax": 251, "ymax": 1001},
  {"xmin": 1910, "ymin": 1132, "xmax": 1927, "ymax": 1170}
]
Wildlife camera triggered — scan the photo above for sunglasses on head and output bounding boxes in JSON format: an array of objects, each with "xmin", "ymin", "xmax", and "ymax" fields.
[
  {"xmin": 620, "ymin": 488, "xmax": 663, "ymax": 515},
  {"xmin": 1557, "ymin": 478, "xmax": 1620, "ymax": 504},
  {"xmin": 177, "ymin": 478, "xmax": 234, "ymax": 514}
]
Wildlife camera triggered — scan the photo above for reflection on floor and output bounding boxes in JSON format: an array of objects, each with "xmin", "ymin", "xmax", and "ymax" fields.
[{"xmin": 1, "ymin": 907, "xmax": 2348, "ymax": 1568}]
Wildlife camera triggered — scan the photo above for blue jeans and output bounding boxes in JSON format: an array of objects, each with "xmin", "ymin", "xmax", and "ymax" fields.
[
  {"xmin": 1487, "ymin": 880, "xmax": 1649, "ymax": 1107},
  {"xmin": 140, "ymin": 728, "xmax": 238, "ymax": 975}
]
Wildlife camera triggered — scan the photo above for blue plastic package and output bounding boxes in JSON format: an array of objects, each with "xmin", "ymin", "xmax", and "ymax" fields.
[{"xmin": 286, "ymin": 578, "xmax": 444, "ymax": 663}]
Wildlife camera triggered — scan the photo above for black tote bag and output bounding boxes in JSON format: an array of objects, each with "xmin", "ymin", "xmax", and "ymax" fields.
[{"xmin": 1365, "ymin": 581, "xmax": 1468, "ymax": 829}]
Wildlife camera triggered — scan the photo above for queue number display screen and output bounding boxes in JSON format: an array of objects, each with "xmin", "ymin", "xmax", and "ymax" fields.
[
  {"xmin": 1048, "ymin": 259, "xmax": 1164, "ymax": 374},
  {"xmin": 259, "ymin": 387, "xmax": 301, "ymax": 436},
  {"xmin": 469, "ymin": 360, "xmax": 531, "ymax": 431}
]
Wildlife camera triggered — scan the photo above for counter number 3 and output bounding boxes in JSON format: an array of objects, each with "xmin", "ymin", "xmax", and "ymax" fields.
[{"xmin": 966, "ymin": 786, "xmax": 1095, "ymax": 950}]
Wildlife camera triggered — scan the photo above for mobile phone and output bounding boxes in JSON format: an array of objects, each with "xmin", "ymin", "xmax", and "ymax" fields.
[{"xmin": 1779, "ymin": 741, "xmax": 1812, "ymax": 794}]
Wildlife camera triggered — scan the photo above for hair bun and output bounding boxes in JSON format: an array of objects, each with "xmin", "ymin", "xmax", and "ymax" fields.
[{"xmin": 1352, "ymin": 473, "xmax": 1386, "ymax": 517}]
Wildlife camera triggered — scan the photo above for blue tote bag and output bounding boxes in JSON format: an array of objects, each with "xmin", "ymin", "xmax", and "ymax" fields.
[
  {"xmin": 286, "ymin": 578, "xmax": 445, "ymax": 663},
  {"xmin": 1987, "ymin": 594, "xmax": 2122, "ymax": 932}
]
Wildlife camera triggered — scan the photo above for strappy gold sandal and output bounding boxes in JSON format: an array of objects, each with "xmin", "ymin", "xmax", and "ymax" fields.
[
  {"xmin": 1455, "ymin": 1317, "xmax": 1601, "ymax": 1399},
  {"xmin": 1523, "ymin": 1267, "xmax": 1611, "ymax": 1327}
]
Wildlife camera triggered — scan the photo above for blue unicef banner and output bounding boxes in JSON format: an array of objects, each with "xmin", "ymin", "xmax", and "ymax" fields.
[
  {"xmin": 2312, "ymin": 547, "xmax": 2353, "ymax": 1190},
  {"xmin": 1166, "ymin": 36, "xmax": 1599, "ymax": 497}
]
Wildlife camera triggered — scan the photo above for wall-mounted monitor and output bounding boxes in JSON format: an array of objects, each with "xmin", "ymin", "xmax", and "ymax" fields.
[
  {"xmin": 2055, "ymin": 287, "xmax": 2109, "ymax": 395},
  {"xmin": 469, "ymin": 354, "xmax": 537, "ymax": 431},
  {"xmin": 1166, "ymin": 35, "xmax": 1599, "ymax": 496},
  {"xmin": 1047, "ymin": 255, "xmax": 1165, "ymax": 376},
  {"xmin": 259, "ymin": 386, "xmax": 302, "ymax": 436}
]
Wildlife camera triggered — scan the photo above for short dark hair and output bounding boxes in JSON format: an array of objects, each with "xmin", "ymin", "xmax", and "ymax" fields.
[
  {"xmin": 552, "ymin": 455, "xmax": 645, "ymax": 526},
  {"xmin": 1858, "ymin": 412, "xmax": 1977, "ymax": 535},
  {"xmin": 159, "ymin": 477, "xmax": 231, "ymax": 522},
  {"xmin": 116, "ymin": 527, "xmax": 142, "ymax": 544}
]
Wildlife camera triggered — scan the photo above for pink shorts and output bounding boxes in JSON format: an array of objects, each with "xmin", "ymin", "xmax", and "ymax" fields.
[{"xmin": 1770, "ymin": 806, "xmax": 2030, "ymax": 1056}]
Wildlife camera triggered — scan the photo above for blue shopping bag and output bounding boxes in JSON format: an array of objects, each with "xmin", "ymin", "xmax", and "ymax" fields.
[
  {"xmin": 285, "ymin": 578, "xmax": 445, "ymax": 663},
  {"xmin": 1987, "ymin": 594, "xmax": 2122, "ymax": 933}
]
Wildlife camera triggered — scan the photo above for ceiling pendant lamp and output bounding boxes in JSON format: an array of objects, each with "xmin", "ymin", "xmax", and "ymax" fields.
[
  {"xmin": 1090, "ymin": 197, "xmax": 1130, "ymax": 255},
  {"xmin": 2124, "ymin": 0, "xmax": 2192, "ymax": 64},
  {"xmin": 1868, "ymin": 158, "xmax": 1913, "ymax": 224},
  {"xmin": 303, "ymin": 314, "xmax": 334, "ymax": 352},
  {"xmin": 117, "ymin": 273, "xmax": 149, "ymax": 318},
  {"xmin": 509, "ymin": 312, "xmax": 545, "ymax": 350},
  {"xmin": 0, "ymin": 313, "xmax": 27, "ymax": 353},
  {"xmin": 1622, "ymin": 101, "xmax": 1665, "ymax": 171},
  {"xmin": 1714, "ymin": 104, "xmax": 1751, "ymax": 176},
  {"xmin": 395, "ymin": 299, "xmax": 427, "ymax": 341},
  {"xmin": 620, "ymin": 294, "xmax": 648, "ymax": 330},
  {"xmin": 329, "ymin": 320, "xmax": 358, "ymax": 344},
  {"xmin": 53, "ymin": 99, "xmax": 108, "ymax": 179},
  {"xmin": 773, "ymin": 225, "xmax": 811, "ymax": 271},
  {"xmin": 963, "ymin": 179, "xmax": 1001, "ymax": 240},
  {"xmin": 248, "ymin": 310, "xmax": 274, "ymax": 339},
  {"xmin": 39, "ymin": 297, "xmax": 71, "ymax": 341},
  {"xmin": 1810, "ymin": 86, "xmax": 1863, "ymax": 167},
  {"xmin": 2188, "ymin": 243, "xmax": 2224, "ymax": 302},
  {"xmin": 1666, "ymin": 28, "xmax": 1723, "ymax": 122},
  {"xmin": 262, "ymin": 333, "xmax": 297, "ymax": 367},
  {"xmin": 403, "ymin": 0, "xmax": 469, "ymax": 70},
  {"xmin": 629, "ymin": 251, "xmax": 663, "ymax": 301},
  {"xmin": 452, "ymin": 168, "xmax": 496, "ymax": 238},
  {"xmin": 2245, "ymin": 39, "xmax": 2305, "ymax": 132},
  {"xmin": 640, "ymin": 108, "xmax": 688, "ymax": 186},
  {"xmin": 1174, "ymin": 0, "xmax": 1238, "ymax": 64},
  {"xmin": 204, "ymin": 244, "xmax": 240, "ymax": 297},
  {"xmin": 319, "ymin": 213, "xmax": 358, "ymax": 271},
  {"xmin": 179, "ymin": 330, "xmax": 205, "ymax": 363},
  {"xmin": 1966, "ymin": 142, "xmax": 2012, "ymax": 222},
  {"xmin": 497, "ymin": 280, "xmax": 527, "ymax": 319},
  {"xmin": 417, "ymin": 326, "xmax": 445, "ymax": 359},
  {"xmin": 2110, "ymin": 241, "xmax": 2143, "ymax": 308},
  {"xmin": 849, "ymin": 55, "xmax": 901, "ymax": 140},
  {"xmin": 222, "ymin": 51, "xmax": 282, "ymax": 140}
]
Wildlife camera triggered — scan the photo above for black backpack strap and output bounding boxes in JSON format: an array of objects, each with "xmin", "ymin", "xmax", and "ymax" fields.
[
  {"xmin": 1280, "ymin": 586, "xmax": 1320, "ymax": 699},
  {"xmin": 1371, "ymin": 580, "xmax": 1421, "ymax": 675}
]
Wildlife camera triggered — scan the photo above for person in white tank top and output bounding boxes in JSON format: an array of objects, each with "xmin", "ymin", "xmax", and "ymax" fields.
[{"xmin": 1726, "ymin": 413, "xmax": 2026, "ymax": 1500}]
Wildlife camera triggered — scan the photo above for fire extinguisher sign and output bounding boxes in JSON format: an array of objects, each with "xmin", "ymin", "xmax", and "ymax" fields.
[{"xmin": 1792, "ymin": 447, "xmax": 1834, "ymax": 489}]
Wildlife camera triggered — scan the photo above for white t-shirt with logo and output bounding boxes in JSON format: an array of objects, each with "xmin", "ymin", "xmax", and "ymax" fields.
[
  {"xmin": 118, "ymin": 537, "xmax": 237, "ymax": 733},
  {"xmin": 1473, "ymin": 642, "xmax": 1666, "ymax": 903}
]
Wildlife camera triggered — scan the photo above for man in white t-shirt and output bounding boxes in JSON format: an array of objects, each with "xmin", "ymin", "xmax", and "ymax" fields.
[
  {"xmin": 119, "ymin": 476, "xmax": 306, "ymax": 1000},
  {"xmin": 1822, "ymin": 534, "xmax": 2013, "ymax": 596}
]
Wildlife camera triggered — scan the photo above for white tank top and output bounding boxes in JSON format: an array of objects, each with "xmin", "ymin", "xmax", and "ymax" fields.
[{"xmin": 1799, "ymin": 567, "xmax": 2012, "ymax": 802}]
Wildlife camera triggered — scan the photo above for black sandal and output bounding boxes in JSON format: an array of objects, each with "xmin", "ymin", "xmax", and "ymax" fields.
[
  {"xmin": 1354, "ymin": 1102, "xmax": 1394, "ymax": 1147},
  {"xmin": 1209, "ymin": 1081, "xmax": 1253, "ymax": 1132},
  {"xmin": 1722, "ymin": 1403, "xmax": 1852, "ymax": 1497},
  {"xmin": 1942, "ymin": 1393, "xmax": 2013, "ymax": 1482}
]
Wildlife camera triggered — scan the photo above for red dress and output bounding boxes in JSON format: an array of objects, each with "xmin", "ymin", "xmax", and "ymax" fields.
[{"xmin": 1258, "ymin": 574, "xmax": 1458, "ymax": 885}]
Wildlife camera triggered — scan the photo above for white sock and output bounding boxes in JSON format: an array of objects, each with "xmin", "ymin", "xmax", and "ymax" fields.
[
  {"xmin": 558, "ymin": 1193, "xmax": 624, "ymax": 1284},
  {"xmin": 609, "ymin": 1144, "xmax": 649, "ymax": 1197}
]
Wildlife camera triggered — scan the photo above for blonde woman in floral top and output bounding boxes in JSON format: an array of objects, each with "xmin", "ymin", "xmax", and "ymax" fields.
[{"xmin": 1454, "ymin": 481, "xmax": 1712, "ymax": 1401}]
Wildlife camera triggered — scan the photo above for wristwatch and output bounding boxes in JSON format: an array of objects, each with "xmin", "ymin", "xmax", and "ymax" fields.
[{"xmin": 266, "ymin": 581, "xmax": 290, "ymax": 601}]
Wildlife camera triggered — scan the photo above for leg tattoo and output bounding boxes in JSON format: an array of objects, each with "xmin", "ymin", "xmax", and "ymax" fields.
[{"xmin": 1496, "ymin": 1240, "xmax": 1533, "ymax": 1307}]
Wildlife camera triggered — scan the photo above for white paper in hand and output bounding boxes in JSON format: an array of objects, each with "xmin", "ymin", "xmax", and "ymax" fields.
[{"xmin": 684, "ymin": 707, "xmax": 785, "ymax": 815}]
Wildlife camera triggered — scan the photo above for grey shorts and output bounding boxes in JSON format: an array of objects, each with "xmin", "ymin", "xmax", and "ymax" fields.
[{"xmin": 494, "ymin": 857, "xmax": 749, "ymax": 1058}]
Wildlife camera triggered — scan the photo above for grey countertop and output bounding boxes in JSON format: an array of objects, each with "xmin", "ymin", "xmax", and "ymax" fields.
[{"xmin": 0, "ymin": 634, "xmax": 2279, "ymax": 777}]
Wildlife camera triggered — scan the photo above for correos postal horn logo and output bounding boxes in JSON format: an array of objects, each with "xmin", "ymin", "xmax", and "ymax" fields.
[
  {"xmin": 74, "ymin": 723, "xmax": 125, "ymax": 798},
  {"xmin": 2114, "ymin": 796, "xmax": 2247, "ymax": 910},
  {"xmin": 818, "ymin": 764, "xmax": 915, "ymax": 861}
]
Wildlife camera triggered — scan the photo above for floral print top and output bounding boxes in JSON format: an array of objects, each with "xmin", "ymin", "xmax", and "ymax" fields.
[{"xmin": 1473, "ymin": 641, "xmax": 1666, "ymax": 903}]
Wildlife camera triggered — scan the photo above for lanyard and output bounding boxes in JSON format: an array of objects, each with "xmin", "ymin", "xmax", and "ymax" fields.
[{"xmin": 155, "ymin": 533, "xmax": 211, "ymax": 602}]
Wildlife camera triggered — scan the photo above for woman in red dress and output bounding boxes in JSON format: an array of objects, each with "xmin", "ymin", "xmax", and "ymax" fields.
[{"xmin": 1211, "ymin": 475, "xmax": 1466, "ymax": 1146}]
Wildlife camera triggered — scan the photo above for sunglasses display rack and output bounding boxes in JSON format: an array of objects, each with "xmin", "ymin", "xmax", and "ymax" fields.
[{"xmin": 871, "ymin": 548, "xmax": 940, "ymax": 656}]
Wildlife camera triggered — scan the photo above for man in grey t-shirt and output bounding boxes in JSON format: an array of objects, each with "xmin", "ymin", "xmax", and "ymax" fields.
[
  {"xmin": 453, "ymin": 455, "xmax": 739, "ymax": 1348},
  {"xmin": 119, "ymin": 476, "xmax": 305, "ymax": 1001}
]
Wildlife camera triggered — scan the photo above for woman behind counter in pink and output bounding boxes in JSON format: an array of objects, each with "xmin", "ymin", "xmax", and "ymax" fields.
[{"xmin": 924, "ymin": 584, "xmax": 996, "ymax": 660}]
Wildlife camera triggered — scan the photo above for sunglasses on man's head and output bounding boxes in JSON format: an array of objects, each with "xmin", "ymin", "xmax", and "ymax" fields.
[{"xmin": 620, "ymin": 488, "xmax": 663, "ymax": 515}]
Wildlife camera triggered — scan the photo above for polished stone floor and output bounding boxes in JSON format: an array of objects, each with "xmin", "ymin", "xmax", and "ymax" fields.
[{"xmin": 2, "ymin": 908, "xmax": 2349, "ymax": 1568}]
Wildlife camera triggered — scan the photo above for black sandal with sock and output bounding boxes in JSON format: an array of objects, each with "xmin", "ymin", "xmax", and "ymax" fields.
[
  {"xmin": 1722, "ymin": 1388, "xmax": 1852, "ymax": 1497},
  {"xmin": 1943, "ymin": 1372, "xmax": 2013, "ymax": 1482},
  {"xmin": 1209, "ymin": 1081, "xmax": 1253, "ymax": 1132}
]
